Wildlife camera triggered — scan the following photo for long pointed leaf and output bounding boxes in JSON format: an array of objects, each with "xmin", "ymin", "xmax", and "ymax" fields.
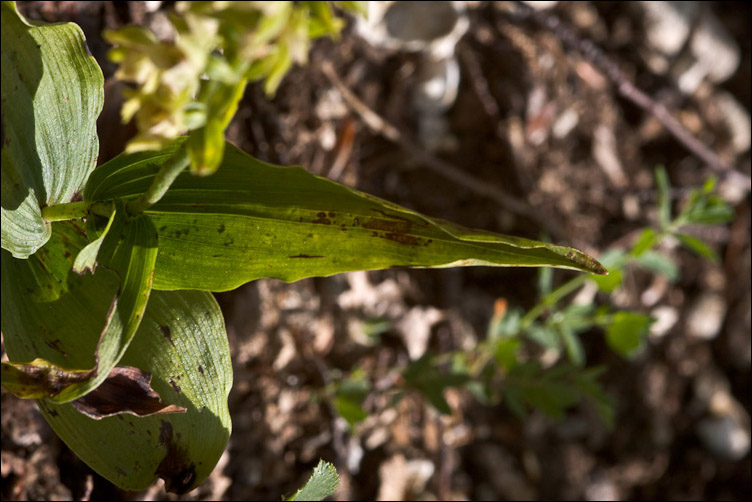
[{"xmin": 85, "ymin": 140, "xmax": 606, "ymax": 292}]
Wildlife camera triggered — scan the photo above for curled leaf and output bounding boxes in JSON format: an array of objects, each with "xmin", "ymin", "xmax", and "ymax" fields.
[
  {"xmin": 71, "ymin": 365, "xmax": 186, "ymax": 420},
  {"xmin": 1, "ymin": 359, "xmax": 92, "ymax": 399},
  {"xmin": 38, "ymin": 290, "xmax": 232, "ymax": 493}
]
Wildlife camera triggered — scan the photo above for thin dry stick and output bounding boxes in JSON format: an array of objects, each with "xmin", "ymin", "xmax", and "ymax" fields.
[
  {"xmin": 458, "ymin": 44, "xmax": 500, "ymax": 119},
  {"xmin": 512, "ymin": 1, "xmax": 751, "ymax": 188},
  {"xmin": 320, "ymin": 62, "xmax": 569, "ymax": 242}
]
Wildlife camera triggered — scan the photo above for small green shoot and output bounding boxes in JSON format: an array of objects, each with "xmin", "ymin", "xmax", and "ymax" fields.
[{"xmin": 287, "ymin": 460, "xmax": 340, "ymax": 501}]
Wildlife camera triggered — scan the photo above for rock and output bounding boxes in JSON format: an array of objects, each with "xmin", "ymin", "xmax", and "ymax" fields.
[
  {"xmin": 689, "ymin": 10, "xmax": 740, "ymax": 84},
  {"xmin": 672, "ymin": 7, "xmax": 740, "ymax": 94},
  {"xmin": 640, "ymin": 1, "xmax": 697, "ymax": 74},
  {"xmin": 522, "ymin": 1, "xmax": 558, "ymax": 10},
  {"xmin": 649, "ymin": 305, "xmax": 679, "ymax": 339},
  {"xmin": 714, "ymin": 90, "xmax": 752, "ymax": 155},
  {"xmin": 639, "ymin": 2, "xmax": 740, "ymax": 94},
  {"xmin": 697, "ymin": 415, "xmax": 751, "ymax": 461},
  {"xmin": 398, "ymin": 306, "xmax": 444, "ymax": 360},
  {"xmin": 355, "ymin": 1, "xmax": 469, "ymax": 151},
  {"xmin": 356, "ymin": 1, "xmax": 469, "ymax": 58},
  {"xmin": 585, "ymin": 471, "xmax": 619, "ymax": 501},
  {"xmin": 686, "ymin": 292, "xmax": 727, "ymax": 340},
  {"xmin": 552, "ymin": 107, "xmax": 580, "ymax": 140},
  {"xmin": 377, "ymin": 454, "xmax": 435, "ymax": 500},
  {"xmin": 693, "ymin": 370, "xmax": 750, "ymax": 460}
]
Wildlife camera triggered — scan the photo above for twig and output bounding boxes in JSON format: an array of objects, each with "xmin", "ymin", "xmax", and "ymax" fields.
[
  {"xmin": 511, "ymin": 1, "xmax": 751, "ymax": 188},
  {"xmin": 328, "ymin": 117, "xmax": 358, "ymax": 181},
  {"xmin": 320, "ymin": 62, "xmax": 570, "ymax": 242},
  {"xmin": 457, "ymin": 44, "xmax": 500, "ymax": 119}
]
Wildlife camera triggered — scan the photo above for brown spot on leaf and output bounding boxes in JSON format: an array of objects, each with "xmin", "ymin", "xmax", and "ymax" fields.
[
  {"xmin": 45, "ymin": 339, "xmax": 69, "ymax": 358},
  {"xmin": 159, "ymin": 421, "xmax": 173, "ymax": 445},
  {"xmin": 169, "ymin": 378, "xmax": 182, "ymax": 393},
  {"xmin": 155, "ymin": 420, "xmax": 197, "ymax": 494},
  {"xmin": 159, "ymin": 325, "xmax": 174, "ymax": 346},
  {"xmin": 312, "ymin": 212, "xmax": 331, "ymax": 225},
  {"xmin": 384, "ymin": 233, "xmax": 420, "ymax": 246},
  {"xmin": 289, "ymin": 254, "xmax": 324, "ymax": 258},
  {"xmin": 362, "ymin": 217, "xmax": 412, "ymax": 234}
]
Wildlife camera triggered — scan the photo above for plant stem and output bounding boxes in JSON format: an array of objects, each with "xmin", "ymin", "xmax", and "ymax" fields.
[
  {"xmin": 41, "ymin": 201, "xmax": 112, "ymax": 222},
  {"xmin": 126, "ymin": 143, "xmax": 190, "ymax": 215},
  {"xmin": 520, "ymin": 274, "xmax": 588, "ymax": 329}
]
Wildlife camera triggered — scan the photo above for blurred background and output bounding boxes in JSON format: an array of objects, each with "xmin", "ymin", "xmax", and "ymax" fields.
[{"xmin": 2, "ymin": 1, "xmax": 750, "ymax": 500}]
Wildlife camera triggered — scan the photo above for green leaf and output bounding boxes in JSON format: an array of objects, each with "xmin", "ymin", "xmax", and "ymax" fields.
[
  {"xmin": 288, "ymin": 460, "xmax": 340, "ymax": 501},
  {"xmin": 60, "ymin": 207, "xmax": 159, "ymax": 401},
  {"xmin": 333, "ymin": 370, "xmax": 371, "ymax": 427},
  {"xmin": 72, "ymin": 205, "xmax": 116, "ymax": 274},
  {"xmin": 2, "ymin": 222, "xmax": 119, "ymax": 396},
  {"xmin": 634, "ymin": 250, "xmax": 679, "ymax": 282},
  {"xmin": 538, "ymin": 265, "xmax": 553, "ymax": 295},
  {"xmin": 588, "ymin": 249, "xmax": 625, "ymax": 292},
  {"xmin": 335, "ymin": 1, "xmax": 368, "ymax": 17},
  {"xmin": 558, "ymin": 325, "xmax": 585, "ymax": 367},
  {"xmin": 37, "ymin": 289, "xmax": 232, "ymax": 493},
  {"xmin": 630, "ymin": 228, "xmax": 657, "ymax": 257},
  {"xmin": 84, "ymin": 141, "xmax": 607, "ymax": 292},
  {"xmin": 675, "ymin": 233, "xmax": 720, "ymax": 263},
  {"xmin": 590, "ymin": 268, "xmax": 623, "ymax": 293},
  {"xmin": 702, "ymin": 176, "xmax": 717, "ymax": 194},
  {"xmin": 304, "ymin": 1, "xmax": 344, "ymax": 38},
  {"xmin": 186, "ymin": 79, "xmax": 247, "ymax": 175},
  {"xmin": 403, "ymin": 354, "xmax": 470, "ymax": 414},
  {"xmin": 1, "ymin": 2, "xmax": 103, "ymax": 257},
  {"xmin": 503, "ymin": 363, "xmax": 614, "ymax": 427},
  {"xmin": 1, "ymin": 211, "xmax": 157, "ymax": 403},
  {"xmin": 679, "ymin": 193, "xmax": 734, "ymax": 225},
  {"xmin": 504, "ymin": 363, "xmax": 580, "ymax": 420},
  {"xmin": 488, "ymin": 305, "xmax": 522, "ymax": 339},
  {"xmin": 525, "ymin": 324, "xmax": 560, "ymax": 350},
  {"xmin": 571, "ymin": 366, "xmax": 615, "ymax": 429},
  {"xmin": 604, "ymin": 311, "xmax": 653, "ymax": 357},
  {"xmin": 493, "ymin": 338, "xmax": 521, "ymax": 370},
  {"xmin": 595, "ymin": 248, "xmax": 627, "ymax": 270}
]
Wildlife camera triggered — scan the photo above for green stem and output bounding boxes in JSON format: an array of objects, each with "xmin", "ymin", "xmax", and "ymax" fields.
[
  {"xmin": 41, "ymin": 201, "xmax": 112, "ymax": 222},
  {"xmin": 520, "ymin": 275, "xmax": 588, "ymax": 329},
  {"xmin": 126, "ymin": 143, "xmax": 190, "ymax": 215}
]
